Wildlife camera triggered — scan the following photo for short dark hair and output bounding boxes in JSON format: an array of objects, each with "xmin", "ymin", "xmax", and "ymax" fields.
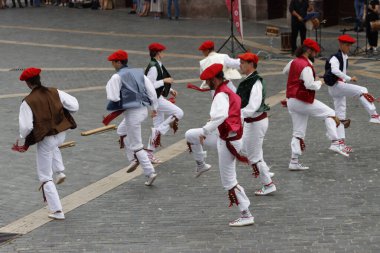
[
  {"xmin": 26, "ymin": 75, "xmax": 41, "ymax": 86},
  {"xmin": 150, "ymin": 51, "xmax": 159, "ymax": 58},
  {"xmin": 215, "ymin": 71, "xmax": 225, "ymax": 80},
  {"xmin": 295, "ymin": 45, "xmax": 309, "ymax": 57},
  {"xmin": 120, "ymin": 59, "xmax": 128, "ymax": 66}
]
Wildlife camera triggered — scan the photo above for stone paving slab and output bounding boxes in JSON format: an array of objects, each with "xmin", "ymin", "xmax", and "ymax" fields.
[{"xmin": 0, "ymin": 7, "xmax": 379, "ymax": 253}]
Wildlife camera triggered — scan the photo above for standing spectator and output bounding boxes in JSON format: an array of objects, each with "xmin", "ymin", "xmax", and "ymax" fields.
[
  {"xmin": 129, "ymin": 0, "xmax": 138, "ymax": 14},
  {"xmin": 139, "ymin": 0, "xmax": 150, "ymax": 16},
  {"xmin": 25, "ymin": 0, "xmax": 32, "ymax": 7},
  {"xmin": 355, "ymin": 0, "xmax": 365, "ymax": 31},
  {"xmin": 167, "ymin": 0, "xmax": 179, "ymax": 20},
  {"xmin": 150, "ymin": 0, "xmax": 162, "ymax": 19},
  {"xmin": 11, "ymin": 0, "xmax": 23, "ymax": 8},
  {"xmin": 365, "ymin": 0, "xmax": 380, "ymax": 52},
  {"xmin": 289, "ymin": 0, "xmax": 313, "ymax": 54}
]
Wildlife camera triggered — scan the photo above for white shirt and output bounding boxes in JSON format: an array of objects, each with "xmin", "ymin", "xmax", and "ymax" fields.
[
  {"xmin": 241, "ymin": 74, "xmax": 264, "ymax": 119},
  {"xmin": 202, "ymin": 92, "xmax": 229, "ymax": 136},
  {"xmin": 329, "ymin": 52, "xmax": 351, "ymax": 82},
  {"xmin": 106, "ymin": 72, "xmax": 158, "ymax": 111},
  {"xmin": 19, "ymin": 90, "xmax": 79, "ymax": 139},
  {"xmin": 283, "ymin": 59, "xmax": 322, "ymax": 91},
  {"xmin": 146, "ymin": 60, "xmax": 165, "ymax": 89}
]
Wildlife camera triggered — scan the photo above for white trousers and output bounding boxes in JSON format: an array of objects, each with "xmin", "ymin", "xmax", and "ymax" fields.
[
  {"xmin": 147, "ymin": 96, "xmax": 184, "ymax": 150},
  {"xmin": 241, "ymin": 118, "xmax": 272, "ymax": 185},
  {"xmin": 119, "ymin": 107, "xmax": 155, "ymax": 176},
  {"xmin": 287, "ymin": 98, "xmax": 338, "ymax": 156},
  {"xmin": 36, "ymin": 131, "xmax": 66, "ymax": 212},
  {"xmin": 328, "ymin": 81, "xmax": 377, "ymax": 139},
  {"xmin": 185, "ymin": 128, "xmax": 250, "ymax": 212}
]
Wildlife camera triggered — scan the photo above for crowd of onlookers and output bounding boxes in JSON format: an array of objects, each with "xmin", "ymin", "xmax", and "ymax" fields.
[{"xmin": 0, "ymin": 0, "xmax": 180, "ymax": 20}]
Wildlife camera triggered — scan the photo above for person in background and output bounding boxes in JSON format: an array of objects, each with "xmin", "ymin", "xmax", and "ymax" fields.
[
  {"xmin": 364, "ymin": 0, "xmax": 380, "ymax": 52},
  {"xmin": 167, "ymin": 0, "xmax": 179, "ymax": 20},
  {"xmin": 150, "ymin": 0, "xmax": 163, "ymax": 19},
  {"xmin": 289, "ymin": 0, "xmax": 313, "ymax": 54},
  {"xmin": 355, "ymin": 0, "xmax": 365, "ymax": 31},
  {"xmin": 139, "ymin": 0, "xmax": 150, "ymax": 16}
]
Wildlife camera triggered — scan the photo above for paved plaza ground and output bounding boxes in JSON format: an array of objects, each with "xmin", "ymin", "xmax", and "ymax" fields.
[{"xmin": 0, "ymin": 7, "xmax": 379, "ymax": 253}]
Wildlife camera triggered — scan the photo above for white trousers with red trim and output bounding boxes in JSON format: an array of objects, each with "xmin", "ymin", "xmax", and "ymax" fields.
[
  {"xmin": 241, "ymin": 117, "xmax": 272, "ymax": 185},
  {"xmin": 118, "ymin": 107, "xmax": 155, "ymax": 176},
  {"xmin": 36, "ymin": 132, "xmax": 66, "ymax": 212},
  {"xmin": 185, "ymin": 128, "xmax": 250, "ymax": 212},
  {"xmin": 328, "ymin": 81, "xmax": 377, "ymax": 139},
  {"xmin": 147, "ymin": 96, "xmax": 184, "ymax": 151},
  {"xmin": 287, "ymin": 98, "xmax": 338, "ymax": 157}
]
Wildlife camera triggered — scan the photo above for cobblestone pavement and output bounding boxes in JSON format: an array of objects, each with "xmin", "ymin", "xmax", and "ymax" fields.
[{"xmin": 0, "ymin": 8, "xmax": 379, "ymax": 253}]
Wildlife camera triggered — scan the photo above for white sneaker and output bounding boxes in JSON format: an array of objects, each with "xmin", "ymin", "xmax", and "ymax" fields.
[
  {"xmin": 48, "ymin": 211, "xmax": 65, "ymax": 220},
  {"xmin": 255, "ymin": 183, "xmax": 276, "ymax": 196},
  {"xmin": 145, "ymin": 173, "xmax": 157, "ymax": 186},
  {"xmin": 369, "ymin": 114, "xmax": 380, "ymax": 124},
  {"xmin": 126, "ymin": 159, "xmax": 139, "ymax": 173},
  {"xmin": 229, "ymin": 216, "xmax": 254, "ymax": 227},
  {"xmin": 329, "ymin": 144, "xmax": 349, "ymax": 157},
  {"xmin": 269, "ymin": 172, "xmax": 275, "ymax": 178},
  {"xmin": 195, "ymin": 163, "xmax": 211, "ymax": 178},
  {"xmin": 289, "ymin": 162, "xmax": 309, "ymax": 171},
  {"xmin": 55, "ymin": 172, "xmax": 66, "ymax": 185}
]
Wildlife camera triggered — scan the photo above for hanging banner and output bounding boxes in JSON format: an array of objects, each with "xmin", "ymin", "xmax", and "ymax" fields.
[{"xmin": 226, "ymin": 0, "xmax": 244, "ymax": 40}]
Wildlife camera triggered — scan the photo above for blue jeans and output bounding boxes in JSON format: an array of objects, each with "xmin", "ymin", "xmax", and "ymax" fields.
[
  {"xmin": 33, "ymin": 0, "xmax": 40, "ymax": 7},
  {"xmin": 167, "ymin": 0, "xmax": 179, "ymax": 18},
  {"xmin": 354, "ymin": 0, "xmax": 364, "ymax": 29}
]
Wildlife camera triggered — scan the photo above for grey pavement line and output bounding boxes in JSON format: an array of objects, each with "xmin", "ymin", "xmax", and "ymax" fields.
[
  {"xmin": 0, "ymin": 39, "xmax": 202, "ymax": 60},
  {"xmin": 0, "ymin": 72, "xmax": 284, "ymax": 100},
  {"xmin": 0, "ymin": 67, "xmax": 199, "ymax": 72},
  {"xmin": 0, "ymin": 89, "xmax": 286, "ymax": 236},
  {"xmin": 0, "ymin": 25, "xmax": 265, "ymax": 40},
  {"xmin": 0, "ymin": 78, "xmax": 200, "ymax": 99}
]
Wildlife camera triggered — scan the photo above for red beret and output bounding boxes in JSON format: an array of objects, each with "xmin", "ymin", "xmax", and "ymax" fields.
[
  {"xmin": 148, "ymin": 43, "xmax": 166, "ymax": 52},
  {"xmin": 198, "ymin": 40, "xmax": 215, "ymax": 51},
  {"xmin": 19, "ymin": 67, "xmax": 41, "ymax": 81},
  {"xmin": 200, "ymin": 63, "xmax": 223, "ymax": 80},
  {"xmin": 108, "ymin": 50, "xmax": 128, "ymax": 61},
  {"xmin": 303, "ymin": 38, "xmax": 320, "ymax": 53},
  {"xmin": 338, "ymin": 34, "xmax": 356, "ymax": 44},
  {"xmin": 238, "ymin": 52, "xmax": 259, "ymax": 64}
]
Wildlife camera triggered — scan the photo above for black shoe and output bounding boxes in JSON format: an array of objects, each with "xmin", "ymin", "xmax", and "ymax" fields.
[
  {"xmin": 175, "ymin": 16, "xmax": 179, "ymax": 20},
  {"xmin": 168, "ymin": 17, "xmax": 172, "ymax": 20},
  {"xmin": 129, "ymin": 10, "xmax": 136, "ymax": 14}
]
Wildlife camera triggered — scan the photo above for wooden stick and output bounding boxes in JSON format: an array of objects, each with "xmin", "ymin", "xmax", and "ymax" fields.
[
  {"xmin": 59, "ymin": 141, "xmax": 76, "ymax": 149},
  {"xmin": 81, "ymin": 124, "xmax": 117, "ymax": 136}
]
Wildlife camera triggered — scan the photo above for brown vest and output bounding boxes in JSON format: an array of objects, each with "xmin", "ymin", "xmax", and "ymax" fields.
[{"xmin": 24, "ymin": 86, "xmax": 76, "ymax": 146}]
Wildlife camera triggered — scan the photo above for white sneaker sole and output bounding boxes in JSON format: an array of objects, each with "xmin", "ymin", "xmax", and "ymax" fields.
[
  {"xmin": 229, "ymin": 219, "xmax": 254, "ymax": 227},
  {"xmin": 195, "ymin": 164, "xmax": 211, "ymax": 178},
  {"xmin": 329, "ymin": 146, "xmax": 349, "ymax": 157},
  {"xmin": 145, "ymin": 174, "xmax": 157, "ymax": 186},
  {"xmin": 255, "ymin": 186, "xmax": 276, "ymax": 196}
]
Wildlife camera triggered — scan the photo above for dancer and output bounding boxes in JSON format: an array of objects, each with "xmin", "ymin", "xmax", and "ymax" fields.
[
  {"xmin": 13, "ymin": 67, "xmax": 79, "ymax": 220},
  {"xmin": 284, "ymin": 39, "xmax": 349, "ymax": 171},
  {"xmin": 185, "ymin": 63, "xmax": 254, "ymax": 227},
  {"xmin": 145, "ymin": 43, "xmax": 184, "ymax": 162},
  {"xmin": 324, "ymin": 34, "xmax": 380, "ymax": 151},
  {"xmin": 106, "ymin": 50, "xmax": 158, "ymax": 186},
  {"xmin": 236, "ymin": 52, "xmax": 276, "ymax": 195}
]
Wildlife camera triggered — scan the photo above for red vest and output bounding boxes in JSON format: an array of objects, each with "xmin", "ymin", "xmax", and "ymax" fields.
[
  {"xmin": 286, "ymin": 56, "xmax": 316, "ymax": 104},
  {"xmin": 213, "ymin": 81, "xmax": 243, "ymax": 141}
]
